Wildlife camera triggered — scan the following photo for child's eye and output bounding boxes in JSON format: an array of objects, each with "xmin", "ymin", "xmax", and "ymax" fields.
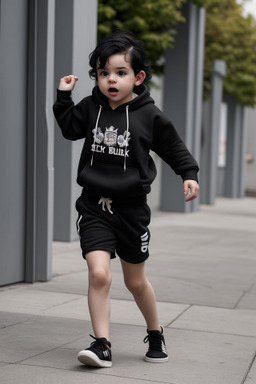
[
  {"xmin": 99, "ymin": 71, "xmax": 108, "ymax": 77},
  {"xmin": 118, "ymin": 71, "xmax": 126, "ymax": 76}
]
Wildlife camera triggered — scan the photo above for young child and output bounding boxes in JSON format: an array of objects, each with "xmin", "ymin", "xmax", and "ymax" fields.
[{"xmin": 53, "ymin": 29, "xmax": 199, "ymax": 368}]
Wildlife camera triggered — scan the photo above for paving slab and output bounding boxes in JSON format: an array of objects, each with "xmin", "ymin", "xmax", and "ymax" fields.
[
  {"xmin": 0, "ymin": 316, "xmax": 86, "ymax": 363},
  {"xmin": 44, "ymin": 294, "xmax": 184, "ymax": 326},
  {"xmin": 0, "ymin": 312, "xmax": 34, "ymax": 329},
  {"xmin": 147, "ymin": 270, "xmax": 248, "ymax": 309},
  {"xmin": 0, "ymin": 286, "xmax": 81, "ymax": 315},
  {"xmin": 237, "ymin": 291, "xmax": 256, "ymax": 310},
  {"xmin": 52, "ymin": 242, "xmax": 85, "ymax": 274},
  {"xmin": 169, "ymin": 305, "xmax": 256, "ymax": 337},
  {"xmin": 32, "ymin": 271, "xmax": 88, "ymax": 295},
  {"xmin": 150, "ymin": 198, "xmax": 256, "ymax": 233}
]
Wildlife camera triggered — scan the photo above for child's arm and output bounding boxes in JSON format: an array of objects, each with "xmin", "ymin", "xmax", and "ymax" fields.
[
  {"xmin": 151, "ymin": 111, "xmax": 199, "ymax": 201},
  {"xmin": 53, "ymin": 75, "xmax": 86, "ymax": 141},
  {"xmin": 184, "ymin": 179, "xmax": 199, "ymax": 202}
]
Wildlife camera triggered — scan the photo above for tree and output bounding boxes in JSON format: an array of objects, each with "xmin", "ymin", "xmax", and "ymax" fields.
[
  {"xmin": 98, "ymin": 0, "xmax": 186, "ymax": 75},
  {"xmin": 192, "ymin": 0, "xmax": 212, "ymax": 6},
  {"xmin": 204, "ymin": 0, "xmax": 256, "ymax": 106},
  {"xmin": 97, "ymin": 0, "xmax": 256, "ymax": 106}
]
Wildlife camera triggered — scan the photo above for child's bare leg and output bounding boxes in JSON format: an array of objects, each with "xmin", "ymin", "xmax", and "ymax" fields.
[
  {"xmin": 86, "ymin": 250, "xmax": 112, "ymax": 340},
  {"xmin": 120, "ymin": 259, "xmax": 161, "ymax": 331}
]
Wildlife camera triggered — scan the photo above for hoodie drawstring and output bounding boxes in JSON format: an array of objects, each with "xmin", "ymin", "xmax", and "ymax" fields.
[
  {"xmin": 124, "ymin": 105, "xmax": 129, "ymax": 171},
  {"xmin": 91, "ymin": 105, "xmax": 102, "ymax": 166},
  {"xmin": 98, "ymin": 197, "xmax": 113, "ymax": 214},
  {"xmin": 91, "ymin": 104, "xmax": 130, "ymax": 172}
]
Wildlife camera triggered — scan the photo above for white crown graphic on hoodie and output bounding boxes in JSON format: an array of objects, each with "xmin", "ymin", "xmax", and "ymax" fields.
[{"xmin": 92, "ymin": 126, "xmax": 130, "ymax": 154}]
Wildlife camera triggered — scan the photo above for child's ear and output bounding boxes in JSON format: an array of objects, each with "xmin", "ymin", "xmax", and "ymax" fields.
[{"xmin": 135, "ymin": 70, "xmax": 146, "ymax": 86}]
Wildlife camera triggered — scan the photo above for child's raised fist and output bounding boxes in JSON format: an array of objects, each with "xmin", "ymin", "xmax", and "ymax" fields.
[{"xmin": 58, "ymin": 75, "xmax": 78, "ymax": 91}]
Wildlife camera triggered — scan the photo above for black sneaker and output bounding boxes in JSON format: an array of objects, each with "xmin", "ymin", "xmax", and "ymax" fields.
[
  {"xmin": 77, "ymin": 335, "xmax": 112, "ymax": 368},
  {"xmin": 143, "ymin": 326, "xmax": 168, "ymax": 363}
]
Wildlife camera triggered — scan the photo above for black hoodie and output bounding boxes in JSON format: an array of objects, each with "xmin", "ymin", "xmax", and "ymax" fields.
[{"xmin": 53, "ymin": 85, "xmax": 199, "ymax": 199}]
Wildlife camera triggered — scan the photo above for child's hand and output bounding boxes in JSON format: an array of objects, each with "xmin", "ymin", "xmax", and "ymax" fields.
[
  {"xmin": 184, "ymin": 180, "xmax": 199, "ymax": 202},
  {"xmin": 58, "ymin": 75, "xmax": 78, "ymax": 91}
]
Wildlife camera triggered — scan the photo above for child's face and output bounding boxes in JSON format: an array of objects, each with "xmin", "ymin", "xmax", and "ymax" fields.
[{"xmin": 97, "ymin": 53, "xmax": 145, "ymax": 109}]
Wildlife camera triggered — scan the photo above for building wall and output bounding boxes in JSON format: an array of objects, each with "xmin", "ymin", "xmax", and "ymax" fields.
[{"xmin": 0, "ymin": 0, "xmax": 28, "ymax": 285}]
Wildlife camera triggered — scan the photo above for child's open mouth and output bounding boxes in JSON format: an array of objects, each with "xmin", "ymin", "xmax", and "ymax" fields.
[{"xmin": 108, "ymin": 88, "xmax": 118, "ymax": 96}]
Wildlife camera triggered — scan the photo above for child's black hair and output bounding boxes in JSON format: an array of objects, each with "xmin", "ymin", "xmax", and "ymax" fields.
[{"xmin": 89, "ymin": 29, "xmax": 151, "ymax": 82}]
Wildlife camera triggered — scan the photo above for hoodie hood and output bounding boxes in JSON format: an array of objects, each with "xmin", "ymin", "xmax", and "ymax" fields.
[{"xmin": 92, "ymin": 84, "xmax": 154, "ymax": 111}]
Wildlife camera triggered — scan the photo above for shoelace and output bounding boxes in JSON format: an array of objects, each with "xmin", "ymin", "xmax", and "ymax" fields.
[
  {"xmin": 143, "ymin": 332, "xmax": 164, "ymax": 352},
  {"xmin": 88, "ymin": 335, "xmax": 111, "ymax": 356},
  {"xmin": 98, "ymin": 197, "xmax": 113, "ymax": 214}
]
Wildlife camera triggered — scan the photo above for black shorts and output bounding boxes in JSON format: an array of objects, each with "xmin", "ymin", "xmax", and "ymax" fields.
[{"xmin": 75, "ymin": 194, "xmax": 151, "ymax": 264}]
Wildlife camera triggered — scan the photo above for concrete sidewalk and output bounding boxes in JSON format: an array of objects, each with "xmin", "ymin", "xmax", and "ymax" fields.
[{"xmin": 0, "ymin": 198, "xmax": 256, "ymax": 384}]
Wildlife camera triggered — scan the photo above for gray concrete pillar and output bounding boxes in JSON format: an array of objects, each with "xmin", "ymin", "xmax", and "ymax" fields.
[
  {"xmin": 0, "ymin": 0, "xmax": 28, "ymax": 285},
  {"xmin": 161, "ymin": 1, "xmax": 205, "ymax": 212},
  {"xmin": 26, "ymin": 0, "xmax": 55, "ymax": 282},
  {"xmin": 224, "ymin": 98, "xmax": 247, "ymax": 198},
  {"xmin": 54, "ymin": 0, "xmax": 98, "ymax": 241},
  {"xmin": 245, "ymin": 107, "xmax": 256, "ymax": 195},
  {"xmin": 238, "ymin": 108, "xmax": 247, "ymax": 197},
  {"xmin": 200, "ymin": 60, "xmax": 226, "ymax": 205}
]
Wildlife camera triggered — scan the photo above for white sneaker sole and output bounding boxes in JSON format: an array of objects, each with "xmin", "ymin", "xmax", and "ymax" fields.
[
  {"xmin": 144, "ymin": 355, "xmax": 169, "ymax": 363},
  {"xmin": 77, "ymin": 350, "xmax": 112, "ymax": 368}
]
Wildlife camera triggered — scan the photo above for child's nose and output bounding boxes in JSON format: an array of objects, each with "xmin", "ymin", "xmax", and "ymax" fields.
[{"xmin": 109, "ymin": 73, "xmax": 117, "ymax": 83}]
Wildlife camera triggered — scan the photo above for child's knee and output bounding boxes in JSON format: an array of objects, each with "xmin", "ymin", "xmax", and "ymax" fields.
[
  {"xmin": 89, "ymin": 267, "xmax": 112, "ymax": 289},
  {"xmin": 125, "ymin": 277, "xmax": 146, "ymax": 295}
]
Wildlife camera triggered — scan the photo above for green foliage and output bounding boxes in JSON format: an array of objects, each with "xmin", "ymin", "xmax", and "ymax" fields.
[
  {"xmin": 204, "ymin": 0, "xmax": 256, "ymax": 106},
  {"xmin": 192, "ymin": 0, "xmax": 212, "ymax": 7},
  {"xmin": 98, "ymin": 0, "xmax": 186, "ymax": 75}
]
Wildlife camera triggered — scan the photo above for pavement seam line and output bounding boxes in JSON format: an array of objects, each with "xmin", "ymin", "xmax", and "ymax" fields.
[
  {"xmin": 241, "ymin": 349, "xmax": 256, "ymax": 384},
  {"xmin": 14, "ymin": 334, "xmax": 87, "ymax": 364},
  {"xmin": 166, "ymin": 304, "xmax": 193, "ymax": 327},
  {"xmin": 169, "ymin": 326, "xmax": 256, "ymax": 339},
  {"xmin": 233, "ymin": 283, "xmax": 255, "ymax": 309}
]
